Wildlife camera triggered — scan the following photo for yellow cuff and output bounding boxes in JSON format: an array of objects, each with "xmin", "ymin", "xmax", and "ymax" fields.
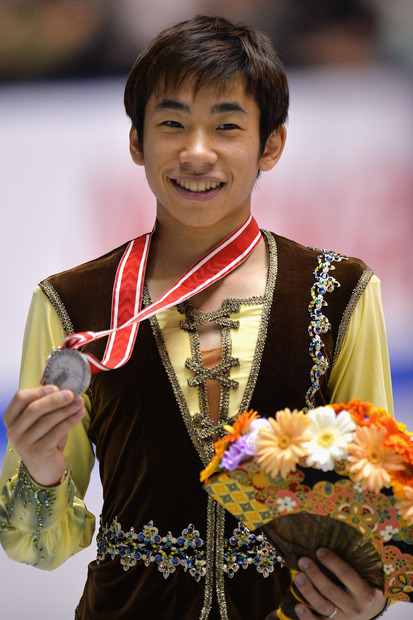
[{"xmin": 6, "ymin": 462, "xmax": 75, "ymax": 537}]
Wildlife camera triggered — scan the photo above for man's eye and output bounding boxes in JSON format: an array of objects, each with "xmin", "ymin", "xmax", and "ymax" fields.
[
  {"xmin": 163, "ymin": 120, "xmax": 183, "ymax": 128},
  {"xmin": 217, "ymin": 123, "xmax": 240, "ymax": 130}
]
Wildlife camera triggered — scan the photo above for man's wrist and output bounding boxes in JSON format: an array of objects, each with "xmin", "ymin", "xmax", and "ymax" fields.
[{"xmin": 369, "ymin": 597, "xmax": 391, "ymax": 620}]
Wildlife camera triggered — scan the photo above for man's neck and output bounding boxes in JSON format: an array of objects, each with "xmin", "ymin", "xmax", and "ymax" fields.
[{"xmin": 147, "ymin": 217, "xmax": 249, "ymax": 278}]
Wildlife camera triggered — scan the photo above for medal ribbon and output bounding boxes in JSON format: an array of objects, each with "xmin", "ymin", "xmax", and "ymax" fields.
[{"xmin": 61, "ymin": 214, "xmax": 261, "ymax": 374}]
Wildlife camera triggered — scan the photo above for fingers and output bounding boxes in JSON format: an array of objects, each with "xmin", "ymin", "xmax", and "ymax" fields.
[
  {"xmin": 5, "ymin": 387, "xmax": 83, "ymax": 442},
  {"xmin": 3, "ymin": 386, "xmax": 86, "ymax": 486},
  {"xmin": 315, "ymin": 549, "xmax": 373, "ymax": 598},
  {"xmin": 5, "ymin": 388, "xmax": 84, "ymax": 451},
  {"xmin": 3, "ymin": 385, "xmax": 59, "ymax": 428},
  {"xmin": 294, "ymin": 550, "xmax": 386, "ymax": 620},
  {"xmin": 293, "ymin": 565, "xmax": 342, "ymax": 619}
]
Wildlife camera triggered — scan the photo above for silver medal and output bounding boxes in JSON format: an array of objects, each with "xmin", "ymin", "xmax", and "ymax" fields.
[{"xmin": 43, "ymin": 349, "xmax": 91, "ymax": 396}]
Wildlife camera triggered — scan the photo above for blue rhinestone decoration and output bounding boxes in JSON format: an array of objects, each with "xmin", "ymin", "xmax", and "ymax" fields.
[
  {"xmin": 223, "ymin": 522, "xmax": 284, "ymax": 578},
  {"xmin": 97, "ymin": 519, "xmax": 207, "ymax": 581},
  {"xmin": 306, "ymin": 249, "xmax": 347, "ymax": 409},
  {"xmin": 96, "ymin": 518, "xmax": 282, "ymax": 581}
]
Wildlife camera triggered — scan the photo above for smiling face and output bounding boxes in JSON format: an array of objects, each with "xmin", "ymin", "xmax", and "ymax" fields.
[{"xmin": 129, "ymin": 78, "xmax": 286, "ymax": 233}]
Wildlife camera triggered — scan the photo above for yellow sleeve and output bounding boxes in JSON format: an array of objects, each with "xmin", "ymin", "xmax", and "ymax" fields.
[
  {"xmin": 328, "ymin": 275, "xmax": 394, "ymax": 415},
  {"xmin": 0, "ymin": 286, "xmax": 96, "ymax": 570}
]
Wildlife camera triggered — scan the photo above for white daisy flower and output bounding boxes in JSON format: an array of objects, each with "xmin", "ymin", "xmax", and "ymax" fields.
[
  {"xmin": 379, "ymin": 525, "xmax": 399, "ymax": 542},
  {"xmin": 383, "ymin": 564, "xmax": 394, "ymax": 575},
  {"xmin": 304, "ymin": 406, "xmax": 356, "ymax": 472},
  {"xmin": 276, "ymin": 497, "xmax": 297, "ymax": 513}
]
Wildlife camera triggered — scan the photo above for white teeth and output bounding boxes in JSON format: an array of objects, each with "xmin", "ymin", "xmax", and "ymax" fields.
[{"xmin": 175, "ymin": 179, "xmax": 220, "ymax": 192}]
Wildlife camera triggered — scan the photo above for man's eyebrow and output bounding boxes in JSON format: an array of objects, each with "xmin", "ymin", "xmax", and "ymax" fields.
[
  {"xmin": 154, "ymin": 99, "xmax": 247, "ymax": 115},
  {"xmin": 210, "ymin": 102, "xmax": 247, "ymax": 114},
  {"xmin": 154, "ymin": 99, "xmax": 190, "ymax": 113}
]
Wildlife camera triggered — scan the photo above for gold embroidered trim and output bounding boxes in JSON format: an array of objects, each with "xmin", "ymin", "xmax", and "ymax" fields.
[
  {"xmin": 199, "ymin": 497, "xmax": 216, "ymax": 620},
  {"xmin": 215, "ymin": 503, "xmax": 228, "ymax": 620},
  {"xmin": 145, "ymin": 230, "xmax": 278, "ymax": 620},
  {"xmin": 239, "ymin": 231, "xmax": 278, "ymax": 412},
  {"xmin": 39, "ymin": 278, "xmax": 94, "ymax": 404},
  {"xmin": 40, "ymin": 279, "xmax": 75, "ymax": 335},
  {"xmin": 145, "ymin": 290, "xmax": 214, "ymax": 468},
  {"xmin": 182, "ymin": 298, "xmax": 240, "ymax": 440},
  {"xmin": 331, "ymin": 267, "xmax": 374, "ymax": 370}
]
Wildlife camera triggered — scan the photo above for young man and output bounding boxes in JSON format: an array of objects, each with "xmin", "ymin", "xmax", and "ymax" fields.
[{"xmin": 0, "ymin": 15, "xmax": 391, "ymax": 620}]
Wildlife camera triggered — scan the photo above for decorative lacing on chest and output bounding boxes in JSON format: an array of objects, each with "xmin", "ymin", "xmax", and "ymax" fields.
[{"xmin": 177, "ymin": 298, "xmax": 262, "ymax": 441}]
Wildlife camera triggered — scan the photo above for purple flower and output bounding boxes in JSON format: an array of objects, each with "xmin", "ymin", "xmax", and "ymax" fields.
[
  {"xmin": 245, "ymin": 418, "xmax": 271, "ymax": 451},
  {"xmin": 220, "ymin": 436, "xmax": 256, "ymax": 471}
]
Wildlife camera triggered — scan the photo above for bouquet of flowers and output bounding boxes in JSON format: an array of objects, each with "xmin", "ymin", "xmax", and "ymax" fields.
[{"xmin": 200, "ymin": 402, "xmax": 413, "ymax": 619}]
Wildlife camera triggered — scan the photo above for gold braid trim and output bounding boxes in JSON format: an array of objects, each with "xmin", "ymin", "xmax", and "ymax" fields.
[
  {"xmin": 331, "ymin": 267, "xmax": 373, "ymax": 370},
  {"xmin": 146, "ymin": 231, "xmax": 278, "ymax": 620},
  {"xmin": 39, "ymin": 279, "xmax": 75, "ymax": 335},
  {"xmin": 39, "ymin": 278, "xmax": 94, "ymax": 404}
]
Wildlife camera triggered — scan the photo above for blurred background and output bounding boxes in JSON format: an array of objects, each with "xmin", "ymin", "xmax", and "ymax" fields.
[{"xmin": 0, "ymin": 1, "xmax": 412, "ymax": 617}]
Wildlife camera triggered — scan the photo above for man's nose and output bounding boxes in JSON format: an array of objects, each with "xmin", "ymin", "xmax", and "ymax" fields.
[{"xmin": 179, "ymin": 130, "xmax": 218, "ymax": 167}]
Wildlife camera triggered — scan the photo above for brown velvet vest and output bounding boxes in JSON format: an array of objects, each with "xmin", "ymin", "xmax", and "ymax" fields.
[{"xmin": 41, "ymin": 232, "xmax": 372, "ymax": 620}]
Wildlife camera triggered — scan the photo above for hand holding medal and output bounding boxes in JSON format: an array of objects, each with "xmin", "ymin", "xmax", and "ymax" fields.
[{"xmin": 5, "ymin": 216, "xmax": 261, "ymax": 489}]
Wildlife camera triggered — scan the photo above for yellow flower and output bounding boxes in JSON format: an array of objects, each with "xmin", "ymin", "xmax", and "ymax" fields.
[
  {"xmin": 395, "ymin": 486, "xmax": 413, "ymax": 526},
  {"xmin": 347, "ymin": 425, "xmax": 405, "ymax": 493},
  {"xmin": 255, "ymin": 408, "xmax": 310, "ymax": 478},
  {"xmin": 252, "ymin": 472, "xmax": 271, "ymax": 489},
  {"xmin": 200, "ymin": 442, "xmax": 226, "ymax": 483}
]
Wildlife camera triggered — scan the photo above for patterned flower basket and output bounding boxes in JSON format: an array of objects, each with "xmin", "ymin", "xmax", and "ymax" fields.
[
  {"xmin": 203, "ymin": 459, "xmax": 413, "ymax": 618},
  {"xmin": 201, "ymin": 404, "xmax": 413, "ymax": 620}
]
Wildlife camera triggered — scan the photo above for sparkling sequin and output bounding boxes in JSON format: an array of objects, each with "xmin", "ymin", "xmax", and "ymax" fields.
[
  {"xmin": 306, "ymin": 250, "xmax": 347, "ymax": 409},
  {"xmin": 96, "ymin": 518, "xmax": 282, "ymax": 583},
  {"xmin": 7, "ymin": 462, "xmax": 58, "ymax": 547},
  {"xmin": 223, "ymin": 522, "xmax": 284, "ymax": 578},
  {"xmin": 97, "ymin": 519, "xmax": 207, "ymax": 580}
]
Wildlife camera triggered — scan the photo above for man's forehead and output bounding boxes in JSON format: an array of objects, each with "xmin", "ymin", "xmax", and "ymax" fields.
[{"xmin": 151, "ymin": 76, "xmax": 251, "ymax": 105}]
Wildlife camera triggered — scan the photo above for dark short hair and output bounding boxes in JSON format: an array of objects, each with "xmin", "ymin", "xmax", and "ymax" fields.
[{"xmin": 124, "ymin": 15, "xmax": 289, "ymax": 156}]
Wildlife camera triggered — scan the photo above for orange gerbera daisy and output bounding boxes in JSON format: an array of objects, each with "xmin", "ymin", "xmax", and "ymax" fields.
[
  {"xmin": 348, "ymin": 425, "xmax": 405, "ymax": 493},
  {"xmin": 223, "ymin": 409, "xmax": 259, "ymax": 441},
  {"xmin": 336, "ymin": 399, "xmax": 375, "ymax": 426},
  {"xmin": 385, "ymin": 432, "xmax": 413, "ymax": 465},
  {"xmin": 366, "ymin": 415, "xmax": 413, "ymax": 465},
  {"xmin": 391, "ymin": 465, "xmax": 413, "ymax": 496},
  {"xmin": 395, "ymin": 486, "xmax": 413, "ymax": 526},
  {"xmin": 255, "ymin": 408, "xmax": 310, "ymax": 478}
]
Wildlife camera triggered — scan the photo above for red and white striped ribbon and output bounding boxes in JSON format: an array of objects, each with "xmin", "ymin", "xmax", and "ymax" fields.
[{"xmin": 62, "ymin": 214, "xmax": 261, "ymax": 374}]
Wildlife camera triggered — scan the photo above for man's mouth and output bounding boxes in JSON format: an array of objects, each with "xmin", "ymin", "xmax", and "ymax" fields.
[{"xmin": 173, "ymin": 179, "xmax": 223, "ymax": 193}]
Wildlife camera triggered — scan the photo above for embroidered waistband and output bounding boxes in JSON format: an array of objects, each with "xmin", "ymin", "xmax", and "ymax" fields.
[{"xmin": 96, "ymin": 518, "xmax": 283, "ymax": 582}]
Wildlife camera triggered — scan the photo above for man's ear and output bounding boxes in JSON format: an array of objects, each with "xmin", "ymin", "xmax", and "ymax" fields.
[
  {"xmin": 258, "ymin": 125, "xmax": 287, "ymax": 172},
  {"xmin": 129, "ymin": 126, "xmax": 145, "ymax": 166}
]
